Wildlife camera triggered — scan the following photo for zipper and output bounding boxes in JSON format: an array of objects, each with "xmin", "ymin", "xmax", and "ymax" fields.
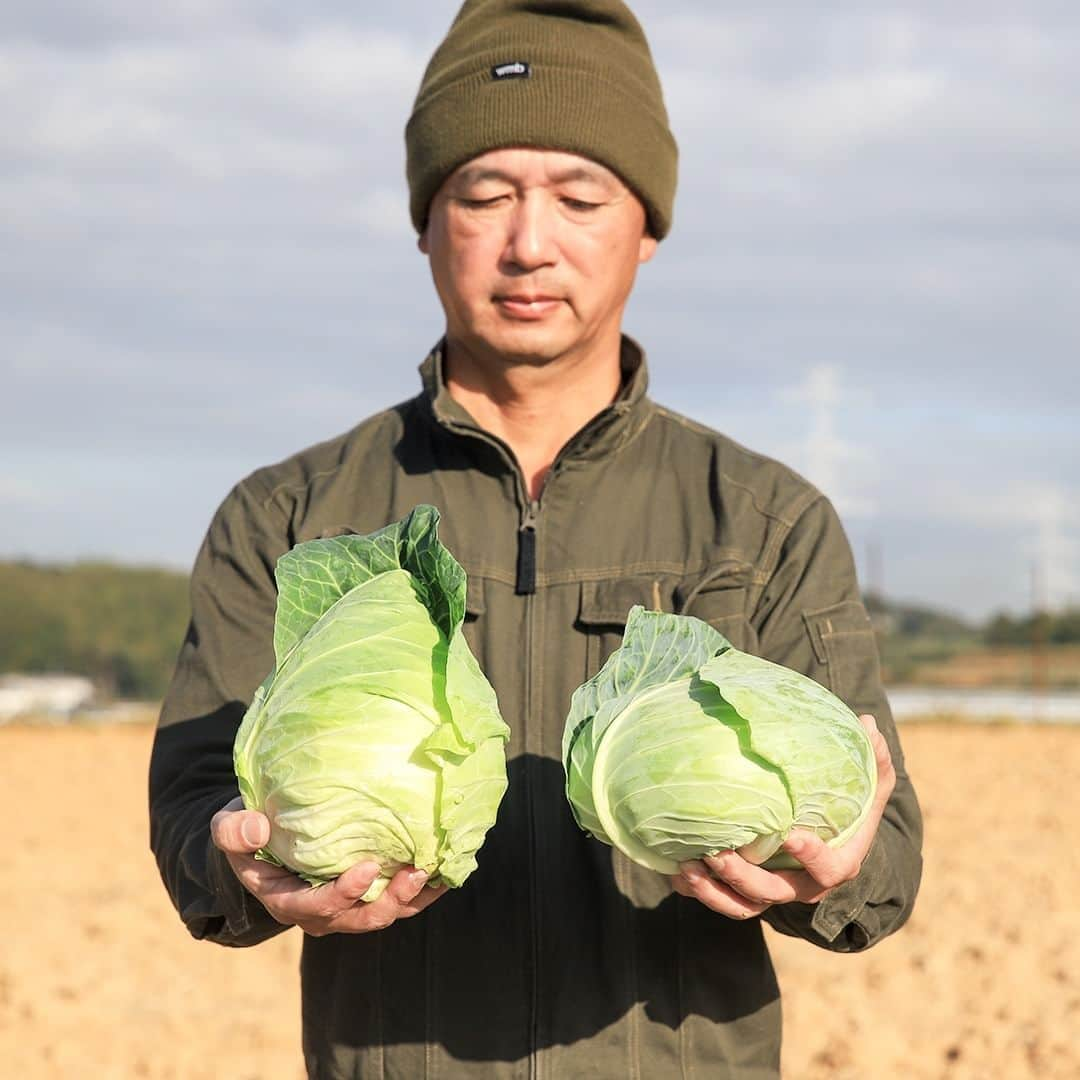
[
  {"xmin": 523, "ymin": 584, "xmax": 541, "ymax": 1080},
  {"xmin": 434, "ymin": 413, "xmax": 555, "ymax": 1078},
  {"xmin": 516, "ymin": 500, "xmax": 540, "ymax": 595},
  {"xmin": 513, "ymin": 492, "xmax": 542, "ymax": 1078},
  {"xmin": 516, "ymin": 495, "xmax": 541, "ymax": 1078}
]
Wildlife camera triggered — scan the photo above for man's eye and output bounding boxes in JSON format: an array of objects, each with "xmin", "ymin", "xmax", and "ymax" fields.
[
  {"xmin": 459, "ymin": 195, "xmax": 507, "ymax": 208},
  {"xmin": 562, "ymin": 198, "xmax": 602, "ymax": 212}
]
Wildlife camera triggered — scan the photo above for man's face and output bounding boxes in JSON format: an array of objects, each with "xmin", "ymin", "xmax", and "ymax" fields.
[{"xmin": 419, "ymin": 147, "xmax": 658, "ymax": 367}]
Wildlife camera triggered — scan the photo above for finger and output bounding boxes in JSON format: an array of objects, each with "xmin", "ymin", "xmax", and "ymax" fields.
[
  {"xmin": 671, "ymin": 874, "xmax": 697, "ymax": 900},
  {"xmin": 314, "ymin": 881, "xmax": 445, "ymax": 936},
  {"xmin": 331, "ymin": 861, "xmax": 387, "ymax": 905},
  {"xmin": 272, "ymin": 862, "xmax": 382, "ymax": 922},
  {"xmin": 675, "ymin": 863, "xmax": 771, "ymax": 920},
  {"xmin": 384, "ymin": 867, "xmax": 432, "ymax": 906},
  {"xmin": 210, "ymin": 801, "xmax": 270, "ymax": 855},
  {"xmin": 700, "ymin": 852, "xmax": 800, "ymax": 906},
  {"xmin": 860, "ymin": 715, "xmax": 896, "ymax": 802},
  {"xmin": 403, "ymin": 882, "xmax": 447, "ymax": 914},
  {"xmin": 381, "ymin": 882, "xmax": 448, "ymax": 922},
  {"xmin": 231, "ymin": 857, "xmax": 314, "ymax": 919},
  {"xmin": 782, "ymin": 830, "xmax": 858, "ymax": 892},
  {"xmin": 765, "ymin": 866, "xmax": 832, "ymax": 905}
]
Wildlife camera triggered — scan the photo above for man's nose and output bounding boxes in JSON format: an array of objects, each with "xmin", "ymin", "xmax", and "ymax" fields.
[{"xmin": 503, "ymin": 194, "xmax": 558, "ymax": 271}]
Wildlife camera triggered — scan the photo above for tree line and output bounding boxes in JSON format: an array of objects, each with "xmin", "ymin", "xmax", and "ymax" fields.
[
  {"xmin": 864, "ymin": 591, "xmax": 1080, "ymax": 645},
  {"xmin": 982, "ymin": 609, "xmax": 1080, "ymax": 646},
  {"xmin": 1, "ymin": 562, "xmax": 1077, "ymax": 701},
  {"xmin": 0, "ymin": 560, "xmax": 190, "ymax": 700}
]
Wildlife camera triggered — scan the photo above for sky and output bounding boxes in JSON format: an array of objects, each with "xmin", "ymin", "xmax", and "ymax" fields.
[{"xmin": 2, "ymin": 1, "xmax": 1078, "ymax": 621}]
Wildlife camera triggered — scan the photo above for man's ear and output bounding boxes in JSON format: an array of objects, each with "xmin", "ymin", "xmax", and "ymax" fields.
[
  {"xmin": 418, "ymin": 227, "xmax": 430, "ymax": 255},
  {"xmin": 638, "ymin": 232, "xmax": 658, "ymax": 265}
]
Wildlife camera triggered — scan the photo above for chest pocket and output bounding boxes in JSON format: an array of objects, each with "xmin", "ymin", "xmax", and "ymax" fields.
[
  {"xmin": 577, "ymin": 575, "xmax": 679, "ymax": 682},
  {"xmin": 677, "ymin": 561, "xmax": 757, "ymax": 653},
  {"xmin": 802, "ymin": 599, "xmax": 879, "ymax": 710},
  {"xmin": 576, "ymin": 561, "xmax": 758, "ymax": 682}
]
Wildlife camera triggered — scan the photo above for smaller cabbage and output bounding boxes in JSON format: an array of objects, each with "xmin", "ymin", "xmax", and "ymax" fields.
[
  {"xmin": 562, "ymin": 607, "xmax": 876, "ymax": 872},
  {"xmin": 234, "ymin": 505, "xmax": 509, "ymax": 901}
]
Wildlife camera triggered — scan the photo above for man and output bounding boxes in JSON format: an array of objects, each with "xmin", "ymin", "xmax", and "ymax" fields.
[{"xmin": 150, "ymin": 1, "xmax": 922, "ymax": 1077}]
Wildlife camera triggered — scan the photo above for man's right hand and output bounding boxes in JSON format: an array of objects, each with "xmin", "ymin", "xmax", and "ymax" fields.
[{"xmin": 210, "ymin": 796, "xmax": 446, "ymax": 936}]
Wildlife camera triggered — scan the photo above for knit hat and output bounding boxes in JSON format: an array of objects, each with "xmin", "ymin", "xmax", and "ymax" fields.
[{"xmin": 405, "ymin": 0, "xmax": 678, "ymax": 239}]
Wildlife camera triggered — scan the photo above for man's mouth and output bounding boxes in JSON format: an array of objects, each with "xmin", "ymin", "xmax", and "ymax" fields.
[{"xmin": 494, "ymin": 294, "xmax": 564, "ymax": 319}]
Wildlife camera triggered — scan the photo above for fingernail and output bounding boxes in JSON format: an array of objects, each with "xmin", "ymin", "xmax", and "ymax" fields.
[
  {"xmin": 681, "ymin": 865, "xmax": 702, "ymax": 884},
  {"xmin": 241, "ymin": 817, "xmax": 261, "ymax": 847},
  {"xmin": 408, "ymin": 870, "xmax": 429, "ymax": 889},
  {"xmin": 709, "ymin": 854, "xmax": 727, "ymax": 873}
]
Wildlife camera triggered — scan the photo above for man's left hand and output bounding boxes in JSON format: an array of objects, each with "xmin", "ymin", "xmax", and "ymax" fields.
[{"xmin": 671, "ymin": 714, "xmax": 896, "ymax": 920}]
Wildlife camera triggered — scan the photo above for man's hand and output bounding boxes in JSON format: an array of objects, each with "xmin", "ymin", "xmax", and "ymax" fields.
[
  {"xmin": 671, "ymin": 715, "xmax": 896, "ymax": 919},
  {"xmin": 210, "ymin": 797, "xmax": 446, "ymax": 936}
]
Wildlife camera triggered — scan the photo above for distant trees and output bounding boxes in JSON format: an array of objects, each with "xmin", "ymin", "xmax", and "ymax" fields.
[
  {"xmin": 983, "ymin": 608, "xmax": 1080, "ymax": 646},
  {"xmin": 1, "ymin": 561, "xmax": 1077, "ymax": 701},
  {"xmin": 0, "ymin": 561, "xmax": 190, "ymax": 700},
  {"xmin": 863, "ymin": 591, "xmax": 974, "ymax": 639},
  {"xmin": 863, "ymin": 590, "xmax": 1080, "ymax": 647}
]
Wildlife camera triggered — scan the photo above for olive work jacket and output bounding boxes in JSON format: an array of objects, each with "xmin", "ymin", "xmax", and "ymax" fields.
[{"xmin": 150, "ymin": 338, "xmax": 923, "ymax": 1080}]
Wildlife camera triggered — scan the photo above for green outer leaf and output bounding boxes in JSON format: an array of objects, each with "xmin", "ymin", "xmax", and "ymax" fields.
[
  {"xmin": 591, "ymin": 677, "xmax": 794, "ymax": 873},
  {"xmin": 425, "ymin": 630, "xmax": 509, "ymax": 882},
  {"xmin": 235, "ymin": 572, "xmax": 447, "ymax": 887},
  {"xmin": 696, "ymin": 649, "xmax": 877, "ymax": 865},
  {"xmin": 562, "ymin": 606, "xmax": 730, "ymax": 841},
  {"xmin": 271, "ymin": 504, "xmax": 464, "ymax": 668},
  {"xmin": 234, "ymin": 505, "xmax": 508, "ymax": 894},
  {"xmin": 234, "ymin": 669, "xmax": 273, "ymax": 813},
  {"xmin": 433, "ymin": 737, "xmax": 509, "ymax": 887},
  {"xmin": 562, "ymin": 607, "xmax": 877, "ymax": 875}
]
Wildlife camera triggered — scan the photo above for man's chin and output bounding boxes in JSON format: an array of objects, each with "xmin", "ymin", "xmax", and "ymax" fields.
[{"xmin": 472, "ymin": 327, "xmax": 573, "ymax": 366}]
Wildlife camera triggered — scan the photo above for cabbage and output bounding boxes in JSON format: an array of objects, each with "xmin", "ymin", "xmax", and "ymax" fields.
[
  {"xmin": 233, "ymin": 505, "xmax": 509, "ymax": 901},
  {"xmin": 562, "ymin": 607, "xmax": 876, "ymax": 872}
]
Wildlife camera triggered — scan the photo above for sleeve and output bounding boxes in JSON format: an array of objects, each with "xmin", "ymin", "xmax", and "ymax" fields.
[
  {"xmin": 148, "ymin": 477, "xmax": 293, "ymax": 947},
  {"xmin": 752, "ymin": 494, "xmax": 923, "ymax": 952}
]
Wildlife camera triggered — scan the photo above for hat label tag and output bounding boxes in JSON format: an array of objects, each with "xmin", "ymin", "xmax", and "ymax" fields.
[{"xmin": 492, "ymin": 61, "xmax": 531, "ymax": 80}]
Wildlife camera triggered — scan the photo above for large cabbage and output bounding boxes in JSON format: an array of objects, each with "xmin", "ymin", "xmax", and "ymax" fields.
[
  {"xmin": 234, "ymin": 505, "xmax": 508, "ymax": 901},
  {"xmin": 563, "ymin": 607, "xmax": 876, "ymax": 872}
]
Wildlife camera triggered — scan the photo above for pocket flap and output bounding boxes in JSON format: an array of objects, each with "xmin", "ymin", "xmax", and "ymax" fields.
[
  {"xmin": 802, "ymin": 600, "xmax": 875, "ymax": 665},
  {"xmin": 464, "ymin": 575, "xmax": 486, "ymax": 619},
  {"xmin": 802, "ymin": 600, "xmax": 880, "ymax": 704},
  {"xmin": 675, "ymin": 561, "xmax": 754, "ymax": 611},
  {"xmin": 676, "ymin": 562, "xmax": 754, "ymax": 629},
  {"xmin": 317, "ymin": 525, "xmax": 359, "ymax": 540},
  {"xmin": 578, "ymin": 577, "xmax": 666, "ymax": 627}
]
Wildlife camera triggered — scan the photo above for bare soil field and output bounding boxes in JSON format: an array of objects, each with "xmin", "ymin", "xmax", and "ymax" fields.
[{"xmin": 1, "ymin": 718, "xmax": 1076, "ymax": 1079}]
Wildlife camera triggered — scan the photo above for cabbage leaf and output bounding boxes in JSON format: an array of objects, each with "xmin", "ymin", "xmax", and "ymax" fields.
[
  {"xmin": 234, "ymin": 505, "xmax": 508, "ymax": 901},
  {"xmin": 563, "ymin": 606, "xmax": 876, "ymax": 874}
]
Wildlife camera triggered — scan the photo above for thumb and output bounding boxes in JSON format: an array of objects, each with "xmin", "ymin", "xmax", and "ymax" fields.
[{"xmin": 210, "ymin": 798, "xmax": 270, "ymax": 854}]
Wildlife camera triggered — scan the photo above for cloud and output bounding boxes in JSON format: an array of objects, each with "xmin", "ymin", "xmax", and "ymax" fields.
[
  {"xmin": 2, "ymin": 0, "xmax": 1078, "ymax": 621},
  {"xmin": 2, "ymin": 28, "xmax": 418, "ymax": 182}
]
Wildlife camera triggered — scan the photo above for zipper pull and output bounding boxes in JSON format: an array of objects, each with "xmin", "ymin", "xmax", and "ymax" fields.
[{"xmin": 516, "ymin": 502, "xmax": 539, "ymax": 595}]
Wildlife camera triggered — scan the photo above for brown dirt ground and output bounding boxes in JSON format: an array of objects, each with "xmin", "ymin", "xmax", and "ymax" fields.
[{"xmin": 1, "ymin": 719, "xmax": 1076, "ymax": 1079}]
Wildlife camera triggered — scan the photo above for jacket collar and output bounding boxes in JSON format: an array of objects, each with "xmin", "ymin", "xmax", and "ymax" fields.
[{"xmin": 418, "ymin": 335, "xmax": 654, "ymax": 465}]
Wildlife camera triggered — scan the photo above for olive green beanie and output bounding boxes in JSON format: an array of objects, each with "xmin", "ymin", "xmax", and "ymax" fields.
[{"xmin": 405, "ymin": 0, "xmax": 678, "ymax": 239}]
